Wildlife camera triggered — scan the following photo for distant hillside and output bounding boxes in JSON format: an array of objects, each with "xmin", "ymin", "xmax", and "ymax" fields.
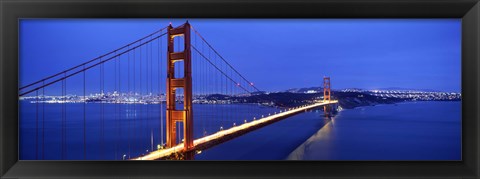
[
  {"xmin": 373, "ymin": 87, "xmax": 440, "ymax": 92},
  {"xmin": 204, "ymin": 87, "xmax": 457, "ymax": 109},
  {"xmin": 285, "ymin": 86, "xmax": 443, "ymax": 93},
  {"xmin": 333, "ymin": 91, "xmax": 405, "ymax": 109},
  {"xmin": 225, "ymin": 91, "xmax": 404, "ymax": 109},
  {"xmin": 231, "ymin": 92, "xmax": 320, "ymax": 107},
  {"xmin": 285, "ymin": 86, "xmax": 323, "ymax": 93}
]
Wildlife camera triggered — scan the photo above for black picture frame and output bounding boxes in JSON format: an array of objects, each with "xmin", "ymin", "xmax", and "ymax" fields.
[{"xmin": 1, "ymin": 0, "xmax": 479, "ymax": 178}]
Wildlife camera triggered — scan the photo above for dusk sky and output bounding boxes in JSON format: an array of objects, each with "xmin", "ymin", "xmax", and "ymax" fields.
[{"xmin": 20, "ymin": 19, "xmax": 461, "ymax": 93}]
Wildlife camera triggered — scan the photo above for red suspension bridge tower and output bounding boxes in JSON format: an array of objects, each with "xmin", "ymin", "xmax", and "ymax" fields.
[
  {"xmin": 323, "ymin": 76, "xmax": 332, "ymax": 116},
  {"xmin": 166, "ymin": 22, "xmax": 194, "ymax": 151}
]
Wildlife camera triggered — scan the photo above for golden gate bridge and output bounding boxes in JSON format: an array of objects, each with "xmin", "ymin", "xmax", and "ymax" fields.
[{"xmin": 19, "ymin": 22, "xmax": 338, "ymax": 160}]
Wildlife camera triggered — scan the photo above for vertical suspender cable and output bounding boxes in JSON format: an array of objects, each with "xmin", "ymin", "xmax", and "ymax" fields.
[
  {"xmin": 61, "ymin": 78, "xmax": 63, "ymax": 159},
  {"xmin": 227, "ymin": 64, "xmax": 230, "ymax": 126},
  {"xmin": 150, "ymin": 37, "xmax": 154, "ymax": 152},
  {"xmin": 133, "ymin": 47, "xmax": 136, "ymax": 155},
  {"xmin": 219, "ymin": 55, "xmax": 224, "ymax": 130},
  {"xmin": 140, "ymin": 41, "xmax": 143, "ymax": 150},
  {"xmin": 145, "ymin": 39, "xmax": 148, "ymax": 152},
  {"xmin": 146, "ymin": 39, "xmax": 150, "ymax": 151},
  {"xmin": 100, "ymin": 61, "xmax": 104, "ymax": 159},
  {"xmin": 118, "ymin": 51, "xmax": 122, "ymax": 159},
  {"xmin": 141, "ymin": 44, "xmax": 143, "ymax": 151},
  {"xmin": 114, "ymin": 50, "xmax": 118, "ymax": 160},
  {"xmin": 65, "ymin": 74, "xmax": 67, "ymax": 159},
  {"xmin": 149, "ymin": 39, "xmax": 152, "ymax": 151},
  {"xmin": 147, "ymin": 37, "xmax": 150, "ymax": 151},
  {"xmin": 36, "ymin": 90, "xmax": 39, "ymax": 159},
  {"xmin": 128, "ymin": 46, "xmax": 131, "ymax": 159},
  {"xmin": 42, "ymin": 80, "xmax": 45, "ymax": 159},
  {"xmin": 227, "ymin": 58, "xmax": 230, "ymax": 127},
  {"xmin": 204, "ymin": 41, "xmax": 209, "ymax": 135},
  {"xmin": 61, "ymin": 73, "xmax": 65, "ymax": 159},
  {"xmin": 83, "ymin": 65, "xmax": 86, "ymax": 159}
]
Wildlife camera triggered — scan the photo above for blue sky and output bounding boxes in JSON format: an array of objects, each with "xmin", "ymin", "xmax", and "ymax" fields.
[{"xmin": 20, "ymin": 19, "xmax": 461, "ymax": 93}]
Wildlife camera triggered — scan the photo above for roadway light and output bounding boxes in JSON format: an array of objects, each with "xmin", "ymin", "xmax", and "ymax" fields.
[{"xmin": 123, "ymin": 154, "xmax": 127, "ymax": 160}]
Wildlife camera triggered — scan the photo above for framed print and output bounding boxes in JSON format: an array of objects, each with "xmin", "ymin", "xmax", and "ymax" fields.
[{"xmin": 1, "ymin": 0, "xmax": 479, "ymax": 178}]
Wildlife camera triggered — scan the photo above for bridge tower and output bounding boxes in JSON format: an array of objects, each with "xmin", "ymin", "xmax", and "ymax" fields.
[
  {"xmin": 166, "ymin": 22, "xmax": 194, "ymax": 151},
  {"xmin": 323, "ymin": 77, "xmax": 331, "ymax": 116}
]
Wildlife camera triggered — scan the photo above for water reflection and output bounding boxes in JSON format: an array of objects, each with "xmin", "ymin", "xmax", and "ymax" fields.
[
  {"xmin": 287, "ymin": 102, "xmax": 461, "ymax": 160},
  {"xmin": 286, "ymin": 114, "xmax": 337, "ymax": 160},
  {"xmin": 125, "ymin": 108, "xmax": 137, "ymax": 118}
]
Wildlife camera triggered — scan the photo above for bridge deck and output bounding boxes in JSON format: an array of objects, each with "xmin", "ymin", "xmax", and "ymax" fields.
[{"xmin": 132, "ymin": 100, "xmax": 338, "ymax": 160}]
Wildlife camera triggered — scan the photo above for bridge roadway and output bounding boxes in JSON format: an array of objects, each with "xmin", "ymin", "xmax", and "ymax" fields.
[{"xmin": 132, "ymin": 100, "xmax": 338, "ymax": 160}]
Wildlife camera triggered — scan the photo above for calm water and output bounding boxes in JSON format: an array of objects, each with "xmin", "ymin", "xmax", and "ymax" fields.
[
  {"xmin": 20, "ymin": 101, "xmax": 461, "ymax": 160},
  {"xmin": 195, "ymin": 108, "xmax": 328, "ymax": 160},
  {"xmin": 19, "ymin": 101, "xmax": 280, "ymax": 160},
  {"xmin": 286, "ymin": 101, "xmax": 461, "ymax": 160}
]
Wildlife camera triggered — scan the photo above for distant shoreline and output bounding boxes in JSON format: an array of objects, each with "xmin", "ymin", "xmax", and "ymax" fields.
[{"xmin": 19, "ymin": 90, "xmax": 461, "ymax": 111}]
